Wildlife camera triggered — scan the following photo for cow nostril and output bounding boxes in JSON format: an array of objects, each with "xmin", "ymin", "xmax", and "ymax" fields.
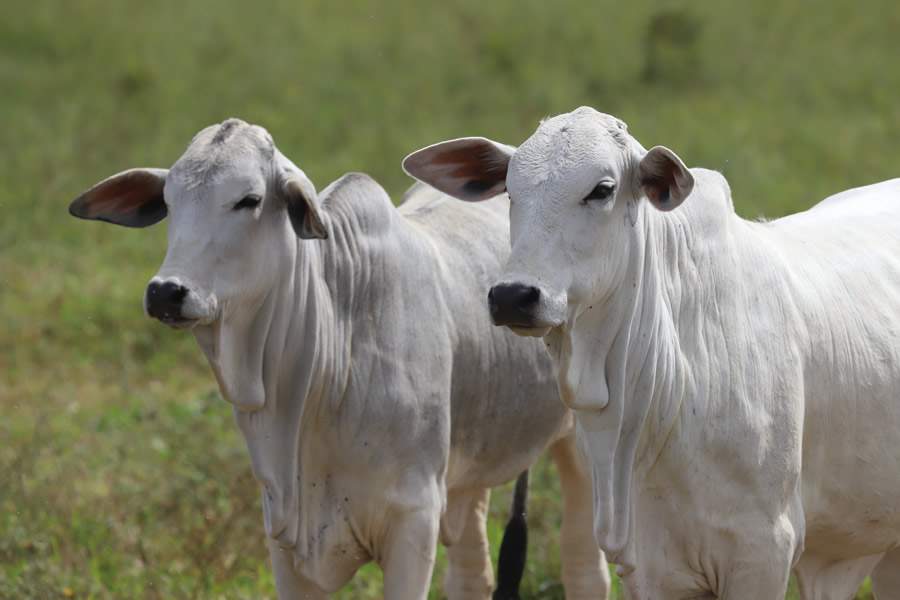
[
  {"xmin": 146, "ymin": 280, "xmax": 190, "ymax": 321},
  {"xmin": 487, "ymin": 283, "xmax": 544, "ymax": 327},
  {"xmin": 157, "ymin": 281, "xmax": 187, "ymax": 304},
  {"xmin": 171, "ymin": 285, "xmax": 188, "ymax": 303}
]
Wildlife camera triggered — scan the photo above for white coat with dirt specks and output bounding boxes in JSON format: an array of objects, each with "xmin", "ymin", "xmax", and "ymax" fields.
[
  {"xmin": 69, "ymin": 119, "xmax": 611, "ymax": 600},
  {"xmin": 404, "ymin": 106, "xmax": 900, "ymax": 600}
]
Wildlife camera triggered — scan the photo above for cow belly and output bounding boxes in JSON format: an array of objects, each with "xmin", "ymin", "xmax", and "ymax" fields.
[
  {"xmin": 801, "ymin": 452, "xmax": 900, "ymax": 558},
  {"xmin": 802, "ymin": 511, "xmax": 900, "ymax": 562},
  {"xmin": 789, "ymin": 235, "xmax": 900, "ymax": 558},
  {"xmin": 446, "ymin": 404, "xmax": 570, "ymax": 490},
  {"xmin": 801, "ymin": 383, "xmax": 900, "ymax": 559},
  {"xmin": 445, "ymin": 376, "xmax": 569, "ymax": 490},
  {"xmin": 444, "ymin": 323, "xmax": 569, "ymax": 489}
]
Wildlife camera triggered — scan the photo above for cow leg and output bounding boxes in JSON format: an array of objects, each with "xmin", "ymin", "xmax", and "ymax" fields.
[
  {"xmin": 267, "ymin": 540, "xmax": 328, "ymax": 600},
  {"xmin": 873, "ymin": 548, "xmax": 900, "ymax": 600},
  {"xmin": 380, "ymin": 508, "xmax": 440, "ymax": 600},
  {"xmin": 550, "ymin": 434, "xmax": 612, "ymax": 600},
  {"xmin": 443, "ymin": 488, "xmax": 494, "ymax": 600},
  {"xmin": 715, "ymin": 564, "xmax": 792, "ymax": 600},
  {"xmin": 794, "ymin": 551, "xmax": 881, "ymax": 600}
]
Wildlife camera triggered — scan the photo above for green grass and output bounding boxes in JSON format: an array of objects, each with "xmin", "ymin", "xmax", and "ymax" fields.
[{"xmin": 2, "ymin": 0, "xmax": 897, "ymax": 597}]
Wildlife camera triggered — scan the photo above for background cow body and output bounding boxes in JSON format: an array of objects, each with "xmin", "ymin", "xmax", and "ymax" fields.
[
  {"xmin": 69, "ymin": 119, "xmax": 610, "ymax": 599},
  {"xmin": 405, "ymin": 107, "xmax": 900, "ymax": 599}
]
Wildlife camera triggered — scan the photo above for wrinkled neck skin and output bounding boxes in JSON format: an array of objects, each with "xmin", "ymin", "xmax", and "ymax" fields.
[
  {"xmin": 546, "ymin": 198, "xmax": 695, "ymax": 573},
  {"xmin": 192, "ymin": 212, "xmax": 356, "ymax": 558}
]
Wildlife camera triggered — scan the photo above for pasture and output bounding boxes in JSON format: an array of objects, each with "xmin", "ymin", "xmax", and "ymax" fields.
[{"xmin": 2, "ymin": 1, "xmax": 897, "ymax": 598}]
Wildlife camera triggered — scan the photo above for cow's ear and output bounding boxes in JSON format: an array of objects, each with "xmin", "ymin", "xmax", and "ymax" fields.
[
  {"xmin": 69, "ymin": 168, "xmax": 169, "ymax": 227},
  {"xmin": 638, "ymin": 146, "xmax": 693, "ymax": 211},
  {"xmin": 403, "ymin": 137, "xmax": 514, "ymax": 202},
  {"xmin": 280, "ymin": 174, "xmax": 327, "ymax": 240}
]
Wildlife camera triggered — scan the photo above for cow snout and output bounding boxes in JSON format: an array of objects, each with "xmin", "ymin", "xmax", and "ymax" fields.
[
  {"xmin": 145, "ymin": 280, "xmax": 189, "ymax": 323},
  {"xmin": 488, "ymin": 283, "xmax": 541, "ymax": 327}
]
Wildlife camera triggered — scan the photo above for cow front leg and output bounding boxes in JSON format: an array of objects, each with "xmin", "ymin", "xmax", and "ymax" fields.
[
  {"xmin": 707, "ymin": 528, "xmax": 802, "ymax": 600},
  {"xmin": 551, "ymin": 435, "xmax": 611, "ymax": 599},
  {"xmin": 718, "ymin": 569, "xmax": 792, "ymax": 600},
  {"xmin": 631, "ymin": 517, "xmax": 799, "ymax": 599},
  {"xmin": 380, "ymin": 509, "xmax": 440, "ymax": 600},
  {"xmin": 443, "ymin": 488, "xmax": 494, "ymax": 600},
  {"xmin": 267, "ymin": 540, "xmax": 328, "ymax": 600},
  {"xmin": 631, "ymin": 560, "xmax": 791, "ymax": 600}
]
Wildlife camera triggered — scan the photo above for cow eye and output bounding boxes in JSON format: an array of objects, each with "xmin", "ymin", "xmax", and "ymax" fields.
[
  {"xmin": 583, "ymin": 182, "xmax": 616, "ymax": 203},
  {"xmin": 233, "ymin": 195, "xmax": 261, "ymax": 211}
]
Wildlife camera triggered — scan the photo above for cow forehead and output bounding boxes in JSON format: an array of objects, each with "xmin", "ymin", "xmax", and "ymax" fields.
[
  {"xmin": 508, "ymin": 107, "xmax": 631, "ymax": 199},
  {"xmin": 168, "ymin": 119, "xmax": 275, "ymax": 195}
]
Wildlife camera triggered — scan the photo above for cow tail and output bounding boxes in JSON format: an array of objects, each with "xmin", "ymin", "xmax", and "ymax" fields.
[{"xmin": 493, "ymin": 469, "xmax": 529, "ymax": 600}]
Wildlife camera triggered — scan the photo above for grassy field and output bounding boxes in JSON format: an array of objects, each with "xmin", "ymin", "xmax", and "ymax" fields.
[{"xmin": 2, "ymin": 0, "xmax": 898, "ymax": 597}]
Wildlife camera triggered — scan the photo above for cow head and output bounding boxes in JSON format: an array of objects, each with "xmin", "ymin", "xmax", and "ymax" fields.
[
  {"xmin": 70, "ymin": 119, "xmax": 329, "ymax": 414},
  {"xmin": 404, "ymin": 106, "xmax": 693, "ymax": 338},
  {"xmin": 70, "ymin": 118, "xmax": 326, "ymax": 332}
]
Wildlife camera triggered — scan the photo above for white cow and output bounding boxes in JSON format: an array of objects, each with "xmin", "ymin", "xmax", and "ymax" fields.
[
  {"xmin": 404, "ymin": 106, "xmax": 900, "ymax": 599},
  {"xmin": 68, "ymin": 119, "xmax": 610, "ymax": 600}
]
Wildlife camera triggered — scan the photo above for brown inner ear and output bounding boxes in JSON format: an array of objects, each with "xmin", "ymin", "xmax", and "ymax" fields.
[
  {"xmin": 641, "ymin": 172, "xmax": 673, "ymax": 206},
  {"xmin": 433, "ymin": 143, "xmax": 509, "ymax": 183},
  {"xmin": 461, "ymin": 178, "xmax": 503, "ymax": 195},
  {"xmin": 84, "ymin": 171, "xmax": 164, "ymax": 218}
]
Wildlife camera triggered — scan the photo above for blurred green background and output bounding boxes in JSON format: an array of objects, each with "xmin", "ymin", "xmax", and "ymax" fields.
[{"xmin": 2, "ymin": 0, "xmax": 898, "ymax": 598}]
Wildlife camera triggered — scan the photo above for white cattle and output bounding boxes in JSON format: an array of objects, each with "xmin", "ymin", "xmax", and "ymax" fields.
[
  {"xmin": 404, "ymin": 106, "xmax": 900, "ymax": 599},
  {"xmin": 69, "ymin": 119, "xmax": 611, "ymax": 600}
]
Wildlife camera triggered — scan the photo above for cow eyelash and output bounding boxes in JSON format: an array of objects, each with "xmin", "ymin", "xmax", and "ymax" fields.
[
  {"xmin": 233, "ymin": 195, "xmax": 262, "ymax": 210},
  {"xmin": 583, "ymin": 182, "xmax": 616, "ymax": 204}
]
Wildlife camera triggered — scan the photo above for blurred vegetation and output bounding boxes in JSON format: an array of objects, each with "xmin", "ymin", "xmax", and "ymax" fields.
[{"xmin": 2, "ymin": 0, "xmax": 897, "ymax": 597}]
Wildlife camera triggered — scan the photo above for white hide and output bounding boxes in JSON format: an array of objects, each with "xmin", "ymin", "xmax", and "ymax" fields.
[
  {"xmin": 71, "ymin": 119, "xmax": 611, "ymax": 600},
  {"xmin": 404, "ymin": 107, "xmax": 900, "ymax": 599}
]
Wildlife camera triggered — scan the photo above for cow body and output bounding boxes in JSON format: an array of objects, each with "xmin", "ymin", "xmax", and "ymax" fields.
[
  {"xmin": 404, "ymin": 107, "xmax": 900, "ymax": 599},
  {"xmin": 69, "ymin": 119, "xmax": 611, "ymax": 599},
  {"xmin": 600, "ymin": 173, "xmax": 900, "ymax": 599},
  {"xmin": 227, "ymin": 174, "xmax": 578, "ymax": 594}
]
